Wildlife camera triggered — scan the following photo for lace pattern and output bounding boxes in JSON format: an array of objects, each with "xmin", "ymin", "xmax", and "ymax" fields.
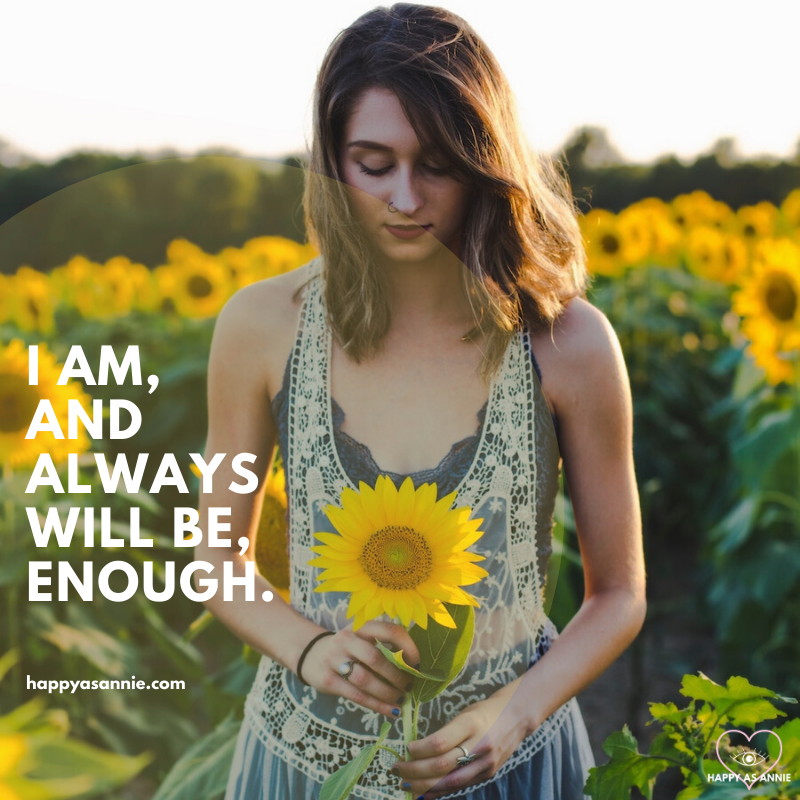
[{"xmin": 244, "ymin": 262, "xmax": 572, "ymax": 798}]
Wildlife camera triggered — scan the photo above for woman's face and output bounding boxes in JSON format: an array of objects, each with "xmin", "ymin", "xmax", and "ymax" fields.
[{"xmin": 338, "ymin": 86, "xmax": 472, "ymax": 266}]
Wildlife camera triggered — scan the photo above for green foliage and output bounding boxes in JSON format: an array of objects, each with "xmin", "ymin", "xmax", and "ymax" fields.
[
  {"xmin": 407, "ymin": 603, "xmax": 475, "ymax": 704},
  {"xmin": 585, "ymin": 672, "xmax": 799, "ymax": 800},
  {"xmin": 375, "ymin": 604, "xmax": 475, "ymax": 704},
  {"xmin": 3, "ymin": 137, "xmax": 798, "ymax": 273},
  {"xmin": 0, "ymin": 651, "xmax": 150, "ymax": 799},
  {"xmin": 319, "ymin": 721, "xmax": 393, "ymax": 800},
  {"xmin": 151, "ymin": 713, "xmax": 242, "ymax": 800}
]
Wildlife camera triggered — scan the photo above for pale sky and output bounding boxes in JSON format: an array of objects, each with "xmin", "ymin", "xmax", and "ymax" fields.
[{"xmin": 1, "ymin": 0, "xmax": 798, "ymax": 166}]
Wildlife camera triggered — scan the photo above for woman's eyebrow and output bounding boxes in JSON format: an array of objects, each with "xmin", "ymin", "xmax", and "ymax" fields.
[{"xmin": 346, "ymin": 140, "xmax": 393, "ymax": 152}]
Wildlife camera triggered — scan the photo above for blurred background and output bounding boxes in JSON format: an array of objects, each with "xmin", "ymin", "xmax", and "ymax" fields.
[{"xmin": 1, "ymin": 1, "xmax": 798, "ymax": 799}]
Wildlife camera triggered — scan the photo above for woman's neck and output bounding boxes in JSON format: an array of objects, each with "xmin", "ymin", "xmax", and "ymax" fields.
[{"xmin": 380, "ymin": 249, "xmax": 475, "ymax": 331}]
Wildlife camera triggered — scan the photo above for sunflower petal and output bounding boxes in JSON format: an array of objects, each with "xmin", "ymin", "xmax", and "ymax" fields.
[
  {"xmin": 381, "ymin": 474, "xmax": 399, "ymax": 520},
  {"xmin": 394, "ymin": 600, "xmax": 410, "ymax": 628},
  {"xmin": 309, "ymin": 546, "xmax": 359, "ymax": 562},
  {"xmin": 313, "ymin": 531, "xmax": 355, "ymax": 550},
  {"xmin": 364, "ymin": 592, "xmax": 386, "ymax": 621},
  {"xmin": 359, "ymin": 482, "xmax": 387, "ymax": 530},
  {"xmin": 427, "ymin": 600, "xmax": 457, "ymax": 628},
  {"xmin": 410, "ymin": 592, "xmax": 429, "ymax": 629},
  {"xmin": 396, "ymin": 476, "xmax": 416, "ymax": 525}
]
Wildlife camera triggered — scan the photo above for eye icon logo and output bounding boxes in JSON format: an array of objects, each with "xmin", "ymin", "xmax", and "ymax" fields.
[
  {"xmin": 715, "ymin": 729, "xmax": 785, "ymax": 790},
  {"xmin": 730, "ymin": 748, "xmax": 768, "ymax": 768}
]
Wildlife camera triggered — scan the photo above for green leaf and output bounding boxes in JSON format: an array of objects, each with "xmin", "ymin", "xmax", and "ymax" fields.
[
  {"xmin": 319, "ymin": 721, "xmax": 392, "ymax": 800},
  {"xmin": 648, "ymin": 731, "xmax": 694, "ymax": 767},
  {"xmin": 706, "ymin": 495, "xmax": 760, "ymax": 554},
  {"xmin": 584, "ymin": 725, "xmax": 671, "ymax": 800},
  {"xmin": 25, "ymin": 733, "xmax": 151, "ymax": 796},
  {"xmin": 649, "ymin": 701, "xmax": 688, "ymax": 725},
  {"xmin": 770, "ymin": 718, "xmax": 800, "ymax": 774},
  {"xmin": 696, "ymin": 781, "xmax": 786, "ymax": 799},
  {"xmin": 734, "ymin": 405, "xmax": 800, "ymax": 486},
  {"xmin": 374, "ymin": 642, "xmax": 443, "ymax": 682},
  {"xmin": 408, "ymin": 604, "xmax": 475, "ymax": 703},
  {"xmin": 680, "ymin": 673, "xmax": 794, "ymax": 727},
  {"xmin": 152, "ymin": 714, "xmax": 242, "ymax": 800}
]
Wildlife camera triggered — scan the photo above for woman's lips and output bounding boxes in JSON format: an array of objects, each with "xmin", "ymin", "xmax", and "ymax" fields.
[{"xmin": 385, "ymin": 224, "xmax": 432, "ymax": 240}]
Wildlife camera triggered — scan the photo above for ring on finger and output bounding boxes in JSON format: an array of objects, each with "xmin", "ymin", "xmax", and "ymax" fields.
[
  {"xmin": 338, "ymin": 660, "xmax": 355, "ymax": 680},
  {"xmin": 455, "ymin": 744, "xmax": 477, "ymax": 767}
]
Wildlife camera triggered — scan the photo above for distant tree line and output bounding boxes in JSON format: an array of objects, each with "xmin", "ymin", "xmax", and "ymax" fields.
[{"xmin": 0, "ymin": 127, "xmax": 797, "ymax": 275}]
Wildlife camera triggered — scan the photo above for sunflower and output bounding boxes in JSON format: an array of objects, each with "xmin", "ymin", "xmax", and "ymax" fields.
[
  {"xmin": 242, "ymin": 237, "xmax": 317, "ymax": 281},
  {"xmin": 780, "ymin": 188, "xmax": 800, "ymax": 231},
  {"xmin": 670, "ymin": 190, "xmax": 732, "ymax": 230},
  {"xmin": 10, "ymin": 267, "xmax": 56, "ymax": 334},
  {"xmin": 310, "ymin": 475, "xmax": 488, "ymax": 630},
  {"xmin": 0, "ymin": 733, "xmax": 27, "ymax": 798},
  {"xmin": 628, "ymin": 198, "xmax": 682, "ymax": 268},
  {"xmin": 0, "ymin": 275, "xmax": 10, "ymax": 325},
  {"xmin": 158, "ymin": 257, "xmax": 232, "ymax": 318},
  {"xmin": 580, "ymin": 209, "xmax": 625, "ymax": 277},
  {"xmin": 731, "ymin": 237, "xmax": 800, "ymax": 385},
  {"xmin": 684, "ymin": 226, "xmax": 749, "ymax": 285},
  {"xmin": 0, "ymin": 339, "xmax": 92, "ymax": 468},
  {"xmin": 255, "ymin": 460, "xmax": 290, "ymax": 603},
  {"xmin": 73, "ymin": 257, "xmax": 137, "ymax": 319},
  {"xmin": 49, "ymin": 255, "xmax": 95, "ymax": 311},
  {"xmin": 731, "ymin": 202, "xmax": 778, "ymax": 240}
]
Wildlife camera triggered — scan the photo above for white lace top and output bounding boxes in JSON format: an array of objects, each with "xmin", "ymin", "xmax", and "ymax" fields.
[{"xmin": 243, "ymin": 263, "xmax": 573, "ymax": 798}]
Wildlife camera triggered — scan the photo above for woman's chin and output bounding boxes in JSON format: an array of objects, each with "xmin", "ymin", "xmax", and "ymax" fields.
[{"xmin": 374, "ymin": 237, "xmax": 453, "ymax": 266}]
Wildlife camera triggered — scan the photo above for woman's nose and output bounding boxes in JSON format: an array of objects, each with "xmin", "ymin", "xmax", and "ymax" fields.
[{"xmin": 389, "ymin": 166, "xmax": 423, "ymax": 217}]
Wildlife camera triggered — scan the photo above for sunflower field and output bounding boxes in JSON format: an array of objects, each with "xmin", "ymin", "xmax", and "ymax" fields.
[{"xmin": 0, "ymin": 188, "xmax": 799, "ymax": 799}]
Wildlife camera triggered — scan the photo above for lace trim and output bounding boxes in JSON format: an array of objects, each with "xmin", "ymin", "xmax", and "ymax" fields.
[
  {"xmin": 244, "ymin": 262, "xmax": 570, "ymax": 797},
  {"xmin": 243, "ymin": 620, "xmax": 573, "ymax": 800}
]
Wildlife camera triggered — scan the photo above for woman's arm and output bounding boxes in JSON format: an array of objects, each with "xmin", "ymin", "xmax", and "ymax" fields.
[
  {"xmin": 396, "ymin": 299, "xmax": 646, "ymax": 797},
  {"xmin": 496, "ymin": 297, "xmax": 647, "ymax": 730},
  {"xmin": 194, "ymin": 275, "xmax": 420, "ymax": 719},
  {"xmin": 195, "ymin": 280, "xmax": 322, "ymax": 673}
]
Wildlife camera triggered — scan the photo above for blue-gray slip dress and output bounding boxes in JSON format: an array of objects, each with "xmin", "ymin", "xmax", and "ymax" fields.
[{"xmin": 224, "ymin": 333, "xmax": 596, "ymax": 800}]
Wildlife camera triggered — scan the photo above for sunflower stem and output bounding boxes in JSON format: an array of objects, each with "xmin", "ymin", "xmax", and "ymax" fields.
[
  {"xmin": 402, "ymin": 694, "xmax": 415, "ymax": 800},
  {"xmin": 377, "ymin": 744, "xmax": 403, "ymax": 761}
]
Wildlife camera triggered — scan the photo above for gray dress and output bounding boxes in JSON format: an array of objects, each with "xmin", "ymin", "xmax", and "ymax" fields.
[{"xmin": 224, "ymin": 330, "xmax": 596, "ymax": 800}]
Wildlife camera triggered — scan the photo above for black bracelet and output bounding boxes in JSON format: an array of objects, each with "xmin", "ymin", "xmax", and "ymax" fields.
[{"xmin": 296, "ymin": 630, "xmax": 334, "ymax": 686}]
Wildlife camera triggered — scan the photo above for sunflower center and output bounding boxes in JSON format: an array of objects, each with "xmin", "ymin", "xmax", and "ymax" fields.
[
  {"xmin": 764, "ymin": 275, "xmax": 797, "ymax": 322},
  {"xmin": 187, "ymin": 275, "xmax": 213, "ymax": 298},
  {"xmin": 0, "ymin": 373, "xmax": 41, "ymax": 434},
  {"xmin": 600, "ymin": 234, "xmax": 619, "ymax": 255},
  {"xmin": 359, "ymin": 526, "xmax": 433, "ymax": 590}
]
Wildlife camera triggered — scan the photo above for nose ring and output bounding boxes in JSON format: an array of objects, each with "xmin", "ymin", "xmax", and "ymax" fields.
[{"xmin": 388, "ymin": 201, "xmax": 398, "ymax": 213}]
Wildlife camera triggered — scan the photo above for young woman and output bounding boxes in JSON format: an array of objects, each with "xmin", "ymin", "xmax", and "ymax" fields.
[{"xmin": 199, "ymin": 4, "xmax": 646, "ymax": 799}]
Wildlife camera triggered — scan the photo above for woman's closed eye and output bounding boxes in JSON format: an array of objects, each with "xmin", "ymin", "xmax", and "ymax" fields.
[{"xmin": 356, "ymin": 161, "xmax": 452, "ymax": 177}]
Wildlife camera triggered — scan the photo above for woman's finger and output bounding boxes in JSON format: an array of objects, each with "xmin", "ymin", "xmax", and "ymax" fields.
[
  {"xmin": 355, "ymin": 620, "xmax": 421, "ymax": 667},
  {"xmin": 330, "ymin": 664, "xmax": 405, "ymax": 718},
  {"xmin": 341, "ymin": 657, "xmax": 409, "ymax": 709},
  {"xmin": 347, "ymin": 633, "xmax": 416, "ymax": 694},
  {"xmin": 397, "ymin": 743, "xmax": 490, "ymax": 797},
  {"xmin": 393, "ymin": 738, "xmax": 479, "ymax": 782},
  {"xmin": 423, "ymin": 759, "xmax": 493, "ymax": 798}
]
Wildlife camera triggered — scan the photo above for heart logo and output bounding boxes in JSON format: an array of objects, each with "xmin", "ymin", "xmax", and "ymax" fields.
[{"xmin": 715, "ymin": 729, "xmax": 783, "ymax": 790}]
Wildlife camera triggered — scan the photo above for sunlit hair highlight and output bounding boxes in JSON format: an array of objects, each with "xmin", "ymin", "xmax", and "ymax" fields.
[{"xmin": 302, "ymin": 2, "xmax": 591, "ymax": 384}]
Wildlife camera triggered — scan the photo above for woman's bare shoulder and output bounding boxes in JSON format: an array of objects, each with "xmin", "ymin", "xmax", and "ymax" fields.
[
  {"xmin": 529, "ymin": 296, "xmax": 628, "ymax": 422},
  {"xmin": 211, "ymin": 259, "xmax": 319, "ymax": 401}
]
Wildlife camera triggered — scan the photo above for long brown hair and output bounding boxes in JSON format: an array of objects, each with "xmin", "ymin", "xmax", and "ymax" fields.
[{"xmin": 302, "ymin": 2, "xmax": 591, "ymax": 385}]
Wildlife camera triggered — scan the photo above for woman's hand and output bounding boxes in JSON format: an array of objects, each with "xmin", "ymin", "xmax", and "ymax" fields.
[
  {"xmin": 300, "ymin": 621, "xmax": 421, "ymax": 719},
  {"xmin": 391, "ymin": 692, "xmax": 531, "ymax": 799}
]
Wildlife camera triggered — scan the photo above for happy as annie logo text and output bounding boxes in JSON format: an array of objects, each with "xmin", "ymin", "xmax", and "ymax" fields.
[{"xmin": 713, "ymin": 728, "xmax": 792, "ymax": 789}]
